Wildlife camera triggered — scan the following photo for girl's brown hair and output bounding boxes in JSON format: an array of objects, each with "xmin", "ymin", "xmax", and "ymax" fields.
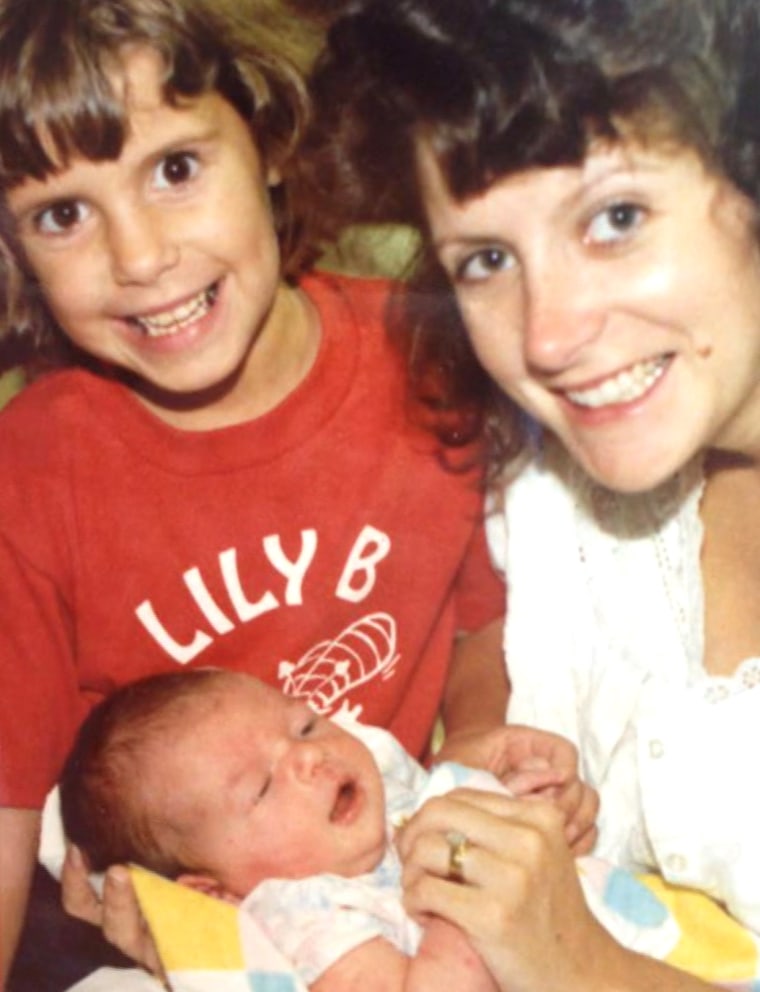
[{"xmin": 0, "ymin": 0, "xmax": 318, "ymax": 371}]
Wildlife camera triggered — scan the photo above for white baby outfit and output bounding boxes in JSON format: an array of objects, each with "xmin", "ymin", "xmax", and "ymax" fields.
[
  {"xmin": 240, "ymin": 716, "xmax": 700, "ymax": 984},
  {"xmin": 241, "ymin": 719, "xmax": 495, "ymax": 984}
]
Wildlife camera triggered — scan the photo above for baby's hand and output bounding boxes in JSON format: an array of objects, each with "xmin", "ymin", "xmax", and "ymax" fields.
[
  {"xmin": 435, "ymin": 725, "xmax": 599, "ymax": 855},
  {"xmin": 504, "ymin": 758, "xmax": 599, "ymax": 856}
]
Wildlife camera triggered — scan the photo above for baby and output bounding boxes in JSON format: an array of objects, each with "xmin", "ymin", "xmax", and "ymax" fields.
[
  {"xmin": 59, "ymin": 670, "xmax": 635, "ymax": 991},
  {"xmin": 60, "ymin": 669, "xmax": 512, "ymax": 990}
]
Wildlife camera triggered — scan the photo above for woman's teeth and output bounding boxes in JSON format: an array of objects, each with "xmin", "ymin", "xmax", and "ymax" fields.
[
  {"xmin": 133, "ymin": 286, "xmax": 216, "ymax": 337},
  {"xmin": 566, "ymin": 356, "xmax": 668, "ymax": 409}
]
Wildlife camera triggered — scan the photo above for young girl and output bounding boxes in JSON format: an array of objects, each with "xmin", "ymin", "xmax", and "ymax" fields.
[
  {"xmin": 0, "ymin": 0, "xmax": 515, "ymax": 983},
  {"xmin": 306, "ymin": 0, "xmax": 760, "ymax": 989}
]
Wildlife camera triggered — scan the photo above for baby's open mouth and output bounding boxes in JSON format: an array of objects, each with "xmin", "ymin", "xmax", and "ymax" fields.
[
  {"xmin": 330, "ymin": 780, "xmax": 358, "ymax": 823},
  {"xmin": 129, "ymin": 283, "xmax": 218, "ymax": 338}
]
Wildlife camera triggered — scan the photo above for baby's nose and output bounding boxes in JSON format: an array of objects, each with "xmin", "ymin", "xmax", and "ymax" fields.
[{"xmin": 291, "ymin": 740, "xmax": 326, "ymax": 782}]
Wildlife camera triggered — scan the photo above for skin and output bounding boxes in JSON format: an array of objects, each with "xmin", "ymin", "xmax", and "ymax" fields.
[
  {"xmin": 6, "ymin": 46, "xmax": 320, "ymax": 431},
  {"xmin": 418, "ymin": 140, "xmax": 760, "ymax": 493},
  {"xmin": 405, "ymin": 136, "xmax": 760, "ymax": 990},
  {"xmin": 0, "ymin": 40, "xmax": 572, "ymax": 989},
  {"xmin": 103, "ymin": 673, "xmax": 501, "ymax": 992},
  {"xmin": 0, "ymin": 46, "xmax": 322, "ymax": 984},
  {"xmin": 145, "ymin": 676, "xmax": 389, "ymax": 897},
  {"xmin": 0, "ymin": 809, "xmax": 40, "ymax": 989},
  {"xmin": 399, "ymin": 790, "xmax": 716, "ymax": 992}
]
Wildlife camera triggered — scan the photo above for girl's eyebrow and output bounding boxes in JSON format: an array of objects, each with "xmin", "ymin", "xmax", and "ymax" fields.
[
  {"xmin": 4, "ymin": 184, "xmax": 67, "ymax": 224},
  {"xmin": 114, "ymin": 115, "xmax": 222, "ymax": 180},
  {"xmin": 8, "ymin": 112, "xmax": 222, "ymax": 205},
  {"xmin": 139, "ymin": 118, "xmax": 222, "ymax": 159}
]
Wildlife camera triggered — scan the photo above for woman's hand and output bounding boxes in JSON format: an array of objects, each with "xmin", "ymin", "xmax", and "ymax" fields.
[
  {"xmin": 398, "ymin": 789, "xmax": 617, "ymax": 992},
  {"xmin": 61, "ymin": 845, "xmax": 164, "ymax": 978}
]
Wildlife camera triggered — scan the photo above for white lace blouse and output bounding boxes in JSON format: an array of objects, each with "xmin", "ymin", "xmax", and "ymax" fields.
[{"xmin": 487, "ymin": 436, "xmax": 760, "ymax": 932}]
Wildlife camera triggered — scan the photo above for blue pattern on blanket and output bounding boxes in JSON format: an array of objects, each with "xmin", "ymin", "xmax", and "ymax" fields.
[
  {"xmin": 603, "ymin": 867, "xmax": 670, "ymax": 927},
  {"xmin": 248, "ymin": 974, "xmax": 300, "ymax": 992}
]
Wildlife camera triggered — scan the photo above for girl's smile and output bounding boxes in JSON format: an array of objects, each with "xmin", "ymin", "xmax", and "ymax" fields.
[{"xmin": 126, "ymin": 283, "xmax": 219, "ymax": 339}]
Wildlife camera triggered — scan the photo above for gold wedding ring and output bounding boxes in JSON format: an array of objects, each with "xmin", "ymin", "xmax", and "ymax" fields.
[{"xmin": 446, "ymin": 830, "xmax": 469, "ymax": 883}]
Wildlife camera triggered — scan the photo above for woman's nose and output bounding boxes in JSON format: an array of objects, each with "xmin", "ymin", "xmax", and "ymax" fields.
[
  {"xmin": 521, "ymin": 269, "xmax": 606, "ymax": 373},
  {"xmin": 107, "ymin": 204, "xmax": 179, "ymax": 285}
]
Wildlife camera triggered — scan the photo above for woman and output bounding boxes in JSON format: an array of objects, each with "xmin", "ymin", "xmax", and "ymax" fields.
[{"xmin": 305, "ymin": 0, "xmax": 760, "ymax": 987}]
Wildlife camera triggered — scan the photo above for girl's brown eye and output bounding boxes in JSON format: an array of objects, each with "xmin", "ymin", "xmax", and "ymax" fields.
[
  {"xmin": 156, "ymin": 151, "xmax": 199, "ymax": 188},
  {"xmin": 36, "ymin": 199, "xmax": 84, "ymax": 234}
]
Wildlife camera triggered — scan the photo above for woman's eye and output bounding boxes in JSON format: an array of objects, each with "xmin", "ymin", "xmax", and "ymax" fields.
[
  {"xmin": 154, "ymin": 151, "xmax": 199, "ymax": 189},
  {"xmin": 455, "ymin": 247, "xmax": 514, "ymax": 283},
  {"xmin": 35, "ymin": 199, "xmax": 87, "ymax": 235},
  {"xmin": 586, "ymin": 202, "xmax": 645, "ymax": 245}
]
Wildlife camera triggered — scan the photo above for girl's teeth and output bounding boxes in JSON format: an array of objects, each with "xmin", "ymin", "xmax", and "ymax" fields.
[
  {"xmin": 566, "ymin": 357, "xmax": 668, "ymax": 409},
  {"xmin": 134, "ymin": 287, "xmax": 215, "ymax": 337}
]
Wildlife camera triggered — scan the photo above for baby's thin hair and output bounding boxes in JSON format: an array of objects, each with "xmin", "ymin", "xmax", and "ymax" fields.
[{"xmin": 60, "ymin": 668, "xmax": 232, "ymax": 876}]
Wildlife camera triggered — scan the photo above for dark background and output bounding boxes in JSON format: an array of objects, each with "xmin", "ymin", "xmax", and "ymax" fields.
[{"xmin": 8, "ymin": 866, "xmax": 133, "ymax": 992}]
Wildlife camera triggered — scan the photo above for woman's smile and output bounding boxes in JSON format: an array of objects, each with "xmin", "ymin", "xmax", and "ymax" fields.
[{"xmin": 561, "ymin": 355, "xmax": 671, "ymax": 410}]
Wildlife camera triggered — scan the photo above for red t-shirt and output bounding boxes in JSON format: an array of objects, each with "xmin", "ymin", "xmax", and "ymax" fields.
[{"xmin": 0, "ymin": 272, "xmax": 504, "ymax": 807}]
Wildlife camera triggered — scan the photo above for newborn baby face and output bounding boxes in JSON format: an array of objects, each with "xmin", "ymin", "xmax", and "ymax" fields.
[{"xmin": 149, "ymin": 674, "xmax": 388, "ymax": 898}]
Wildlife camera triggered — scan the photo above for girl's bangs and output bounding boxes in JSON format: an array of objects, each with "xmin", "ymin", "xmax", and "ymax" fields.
[{"xmin": 0, "ymin": 53, "xmax": 128, "ymax": 186}]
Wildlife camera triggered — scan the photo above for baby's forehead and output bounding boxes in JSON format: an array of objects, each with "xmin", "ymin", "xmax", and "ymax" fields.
[{"xmin": 193, "ymin": 672, "xmax": 294, "ymax": 713}]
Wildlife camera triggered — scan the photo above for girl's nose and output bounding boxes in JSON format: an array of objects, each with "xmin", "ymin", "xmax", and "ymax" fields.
[
  {"xmin": 107, "ymin": 205, "xmax": 179, "ymax": 285},
  {"xmin": 521, "ymin": 269, "xmax": 605, "ymax": 373}
]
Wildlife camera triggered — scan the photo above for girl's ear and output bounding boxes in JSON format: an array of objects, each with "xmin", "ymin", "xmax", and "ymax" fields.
[
  {"xmin": 176, "ymin": 872, "xmax": 236, "ymax": 903},
  {"xmin": 267, "ymin": 163, "xmax": 283, "ymax": 187}
]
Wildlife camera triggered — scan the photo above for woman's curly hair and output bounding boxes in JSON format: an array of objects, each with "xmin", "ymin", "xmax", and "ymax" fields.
[{"xmin": 302, "ymin": 0, "xmax": 760, "ymax": 473}]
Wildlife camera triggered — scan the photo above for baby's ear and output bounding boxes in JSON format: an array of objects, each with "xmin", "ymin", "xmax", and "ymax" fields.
[{"xmin": 175, "ymin": 872, "xmax": 232, "ymax": 902}]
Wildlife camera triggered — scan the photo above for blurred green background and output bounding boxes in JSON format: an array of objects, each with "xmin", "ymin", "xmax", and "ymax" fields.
[{"xmin": 0, "ymin": 370, "xmax": 23, "ymax": 410}]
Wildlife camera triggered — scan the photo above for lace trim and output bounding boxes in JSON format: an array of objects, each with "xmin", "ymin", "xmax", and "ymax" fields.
[
  {"xmin": 703, "ymin": 656, "xmax": 760, "ymax": 703},
  {"xmin": 568, "ymin": 454, "xmax": 760, "ymax": 704},
  {"xmin": 563, "ymin": 446, "xmax": 705, "ymax": 683}
]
